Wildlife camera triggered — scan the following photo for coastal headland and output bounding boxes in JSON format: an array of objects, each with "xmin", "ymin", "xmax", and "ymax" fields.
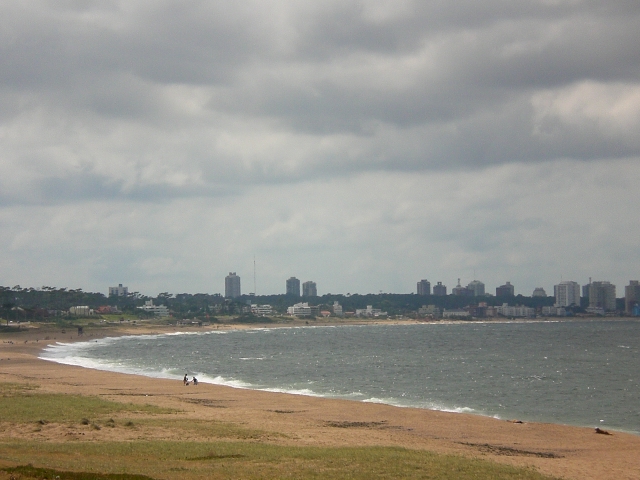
[{"xmin": 1, "ymin": 321, "xmax": 639, "ymax": 480}]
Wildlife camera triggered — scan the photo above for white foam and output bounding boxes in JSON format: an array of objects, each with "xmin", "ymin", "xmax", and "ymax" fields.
[{"xmin": 262, "ymin": 387, "xmax": 322, "ymax": 397}]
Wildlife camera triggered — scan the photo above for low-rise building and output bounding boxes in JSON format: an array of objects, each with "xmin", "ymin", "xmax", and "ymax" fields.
[
  {"xmin": 332, "ymin": 301, "xmax": 343, "ymax": 316},
  {"xmin": 355, "ymin": 305, "xmax": 387, "ymax": 317},
  {"xmin": 496, "ymin": 303, "xmax": 535, "ymax": 318},
  {"xmin": 96, "ymin": 305, "xmax": 120, "ymax": 314},
  {"xmin": 137, "ymin": 300, "xmax": 170, "ymax": 317},
  {"xmin": 287, "ymin": 302, "xmax": 319, "ymax": 317},
  {"xmin": 442, "ymin": 309, "xmax": 471, "ymax": 319},
  {"xmin": 586, "ymin": 306, "xmax": 605, "ymax": 316},
  {"xmin": 251, "ymin": 304, "xmax": 274, "ymax": 316},
  {"xmin": 418, "ymin": 305, "xmax": 440, "ymax": 317},
  {"xmin": 69, "ymin": 306, "xmax": 92, "ymax": 316},
  {"xmin": 542, "ymin": 306, "xmax": 566, "ymax": 316}
]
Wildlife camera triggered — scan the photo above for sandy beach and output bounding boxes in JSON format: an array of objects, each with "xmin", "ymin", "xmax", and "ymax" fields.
[{"xmin": 1, "ymin": 323, "xmax": 639, "ymax": 480}]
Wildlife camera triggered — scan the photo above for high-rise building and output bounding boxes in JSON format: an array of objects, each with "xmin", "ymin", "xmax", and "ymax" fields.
[
  {"xmin": 589, "ymin": 281, "xmax": 616, "ymax": 311},
  {"xmin": 108, "ymin": 284, "xmax": 128, "ymax": 297},
  {"xmin": 417, "ymin": 279, "xmax": 431, "ymax": 296},
  {"xmin": 582, "ymin": 278, "xmax": 592, "ymax": 301},
  {"xmin": 302, "ymin": 281, "xmax": 317, "ymax": 297},
  {"xmin": 286, "ymin": 277, "xmax": 300, "ymax": 296},
  {"xmin": 225, "ymin": 272, "xmax": 241, "ymax": 298},
  {"xmin": 625, "ymin": 280, "xmax": 640, "ymax": 314},
  {"xmin": 466, "ymin": 280, "xmax": 485, "ymax": 297},
  {"xmin": 452, "ymin": 279, "xmax": 469, "ymax": 296},
  {"xmin": 554, "ymin": 281, "xmax": 580, "ymax": 307},
  {"xmin": 496, "ymin": 282, "xmax": 515, "ymax": 297},
  {"xmin": 532, "ymin": 287, "xmax": 547, "ymax": 297},
  {"xmin": 432, "ymin": 281, "xmax": 447, "ymax": 296}
]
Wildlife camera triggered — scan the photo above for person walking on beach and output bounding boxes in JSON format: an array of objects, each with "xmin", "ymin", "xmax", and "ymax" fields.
[
  {"xmin": 192, "ymin": 376, "xmax": 198, "ymax": 385},
  {"xmin": 183, "ymin": 374, "xmax": 188, "ymax": 385}
]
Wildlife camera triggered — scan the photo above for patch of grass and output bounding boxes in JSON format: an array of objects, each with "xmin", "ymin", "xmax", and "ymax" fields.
[
  {"xmin": 0, "ymin": 392, "xmax": 173, "ymax": 423},
  {"xmin": 0, "ymin": 441, "xmax": 560, "ymax": 480},
  {"xmin": 0, "ymin": 325, "xmax": 22, "ymax": 333},
  {"xmin": 130, "ymin": 417, "xmax": 273, "ymax": 440},
  {"xmin": 0, "ymin": 382, "xmax": 38, "ymax": 397},
  {"xmin": 4, "ymin": 464, "xmax": 155, "ymax": 480}
]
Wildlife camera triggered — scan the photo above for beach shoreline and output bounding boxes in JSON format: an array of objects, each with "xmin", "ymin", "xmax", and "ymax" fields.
[{"xmin": 2, "ymin": 321, "xmax": 640, "ymax": 479}]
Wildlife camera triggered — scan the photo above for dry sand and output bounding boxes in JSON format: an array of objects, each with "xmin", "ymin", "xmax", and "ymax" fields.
[{"xmin": 1, "ymin": 323, "xmax": 639, "ymax": 480}]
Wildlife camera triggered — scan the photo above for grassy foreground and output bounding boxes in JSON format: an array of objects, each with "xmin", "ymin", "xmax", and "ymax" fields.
[{"xmin": 0, "ymin": 383, "xmax": 558, "ymax": 480}]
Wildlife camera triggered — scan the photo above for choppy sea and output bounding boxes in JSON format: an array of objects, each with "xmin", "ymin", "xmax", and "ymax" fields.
[{"xmin": 40, "ymin": 319, "xmax": 640, "ymax": 434}]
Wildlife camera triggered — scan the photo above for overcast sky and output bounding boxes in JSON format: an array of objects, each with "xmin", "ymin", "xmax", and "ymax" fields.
[{"xmin": 1, "ymin": 1, "xmax": 640, "ymax": 297}]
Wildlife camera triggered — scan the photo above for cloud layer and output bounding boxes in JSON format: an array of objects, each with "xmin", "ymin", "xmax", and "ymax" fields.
[{"xmin": 1, "ymin": 1, "xmax": 639, "ymax": 296}]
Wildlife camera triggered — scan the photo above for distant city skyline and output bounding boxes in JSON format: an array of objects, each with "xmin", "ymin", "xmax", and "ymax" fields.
[{"xmin": 189, "ymin": 273, "xmax": 635, "ymax": 300}]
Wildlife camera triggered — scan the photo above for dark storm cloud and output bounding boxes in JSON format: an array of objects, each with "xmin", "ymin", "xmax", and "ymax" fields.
[{"xmin": 2, "ymin": 0, "xmax": 640, "ymax": 205}]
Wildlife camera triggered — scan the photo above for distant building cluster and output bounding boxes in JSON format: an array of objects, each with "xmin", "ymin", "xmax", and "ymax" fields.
[
  {"xmin": 411, "ymin": 276, "xmax": 640, "ymax": 317},
  {"xmin": 285, "ymin": 277, "xmax": 318, "ymax": 297},
  {"xmin": 99, "ymin": 273, "xmax": 640, "ymax": 322}
]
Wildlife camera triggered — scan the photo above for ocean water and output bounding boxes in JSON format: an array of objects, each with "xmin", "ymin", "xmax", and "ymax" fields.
[{"xmin": 40, "ymin": 320, "xmax": 640, "ymax": 434}]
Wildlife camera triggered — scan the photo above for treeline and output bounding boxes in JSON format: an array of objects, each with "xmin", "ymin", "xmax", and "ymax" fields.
[{"xmin": 1, "ymin": 285, "xmax": 558, "ymax": 321}]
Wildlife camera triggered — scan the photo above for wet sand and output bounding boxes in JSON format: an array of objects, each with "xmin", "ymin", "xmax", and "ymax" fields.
[{"xmin": 1, "ymin": 323, "xmax": 639, "ymax": 480}]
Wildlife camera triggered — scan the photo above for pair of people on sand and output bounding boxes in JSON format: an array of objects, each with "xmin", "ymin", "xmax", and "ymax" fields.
[{"xmin": 183, "ymin": 374, "xmax": 198, "ymax": 385}]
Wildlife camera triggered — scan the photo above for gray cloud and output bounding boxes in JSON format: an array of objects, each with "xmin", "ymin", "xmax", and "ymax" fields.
[{"xmin": 1, "ymin": 1, "xmax": 640, "ymax": 294}]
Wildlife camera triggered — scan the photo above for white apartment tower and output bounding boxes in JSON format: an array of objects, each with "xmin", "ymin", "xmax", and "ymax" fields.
[{"xmin": 554, "ymin": 281, "xmax": 580, "ymax": 307}]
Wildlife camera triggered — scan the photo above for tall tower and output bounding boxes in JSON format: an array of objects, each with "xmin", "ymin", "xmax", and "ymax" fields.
[
  {"xmin": 588, "ymin": 281, "xmax": 616, "ymax": 311},
  {"xmin": 625, "ymin": 281, "xmax": 640, "ymax": 314},
  {"xmin": 302, "ymin": 281, "xmax": 317, "ymax": 297},
  {"xmin": 466, "ymin": 280, "xmax": 485, "ymax": 297},
  {"xmin": 433, "ymin": 282, "xmax": 447, "ymax": 296},
  {"xmin": 554, "ymin": 280, "xmax": 580, "ymax": 307},
  {"xmin": 286, "ymin": 277, "xmax": 300, "ymax": 297},
  {"xmin": 225, "ymin": 272, "xmax": 241, "ymax": 298},
  {"xmin": 417, "ymin": 279, "xmax": 431, "ymax": 296},
  {"xmin": 496, "ymin": 282, "xmax": 515, "ymax": 297}
]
